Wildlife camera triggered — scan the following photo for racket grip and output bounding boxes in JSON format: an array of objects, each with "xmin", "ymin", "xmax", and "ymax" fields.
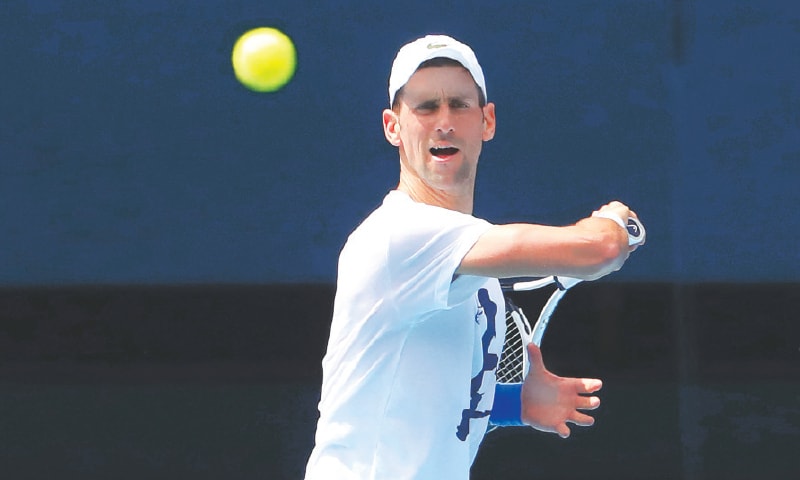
[{"xmin": 626, "ymin": 217, "xmax": 645, "ymax": 246}]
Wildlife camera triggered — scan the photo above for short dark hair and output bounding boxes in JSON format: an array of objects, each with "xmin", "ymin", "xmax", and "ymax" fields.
[{"xmin": 391, "ymin": 57, "xmax": 487, "ymax": 110}]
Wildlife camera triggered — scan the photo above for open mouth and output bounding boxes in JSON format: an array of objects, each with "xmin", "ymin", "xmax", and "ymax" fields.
[{"xmin": 430, "ymin": 146, "xmax": 459, "ymax": 158}]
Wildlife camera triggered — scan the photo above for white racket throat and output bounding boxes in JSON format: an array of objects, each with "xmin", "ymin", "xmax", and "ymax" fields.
[{"xmin": 496, "ymin": 216, "xmax": 645, "ymax": 384}]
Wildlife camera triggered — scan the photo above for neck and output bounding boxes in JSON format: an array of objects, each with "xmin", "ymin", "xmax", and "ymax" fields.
[{"xmin": 396, "ymin": 171, "xmax": 475, "ymax": 214}]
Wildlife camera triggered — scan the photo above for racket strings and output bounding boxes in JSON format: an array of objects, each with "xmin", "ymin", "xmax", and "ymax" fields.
[{"xmin": 496, "ymin": 299, "xmax": 530, "ymax": 384}]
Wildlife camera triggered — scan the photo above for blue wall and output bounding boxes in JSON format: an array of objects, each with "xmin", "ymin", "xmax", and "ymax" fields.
[{"xmin": 1, "ymin": 0, "xmax": 798, "ymax": 285}]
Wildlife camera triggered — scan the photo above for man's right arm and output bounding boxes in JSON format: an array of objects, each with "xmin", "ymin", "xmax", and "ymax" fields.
[{"xmin": 457, "ymin": 201, "xmax": 639, "ymax": 281}]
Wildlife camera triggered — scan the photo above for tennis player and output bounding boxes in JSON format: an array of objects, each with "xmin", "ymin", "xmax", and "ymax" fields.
[{"xmin": 304, "ymin": 34, "xmax": 643, "ymax": 479}]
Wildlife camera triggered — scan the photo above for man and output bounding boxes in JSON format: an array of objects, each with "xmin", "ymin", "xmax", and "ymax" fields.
[{"xmin": 305, "ymin": 34, "xmax": 644, "ymax": 479}]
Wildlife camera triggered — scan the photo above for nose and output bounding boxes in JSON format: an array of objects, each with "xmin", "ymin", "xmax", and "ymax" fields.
[{"xmin": 434, "ymin": 107, "xmax": 455, "ymax": 134}]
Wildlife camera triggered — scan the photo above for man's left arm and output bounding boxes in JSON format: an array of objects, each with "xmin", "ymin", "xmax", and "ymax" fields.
[
  {"xmin": 490, "ymin": 344, "xmax": 603, "ymax": 437},
  {"xmin": 519, "ymin": 343, "xmax": 602, "ymax": 438}
]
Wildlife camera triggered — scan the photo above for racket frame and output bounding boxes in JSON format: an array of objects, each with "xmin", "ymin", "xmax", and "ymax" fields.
[{"xmin": 499, "ymin": 216, "xmax": 645, "ymax": 376}]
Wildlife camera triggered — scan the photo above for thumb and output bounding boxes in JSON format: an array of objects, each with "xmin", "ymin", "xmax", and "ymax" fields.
[{"xmin": 526, "ymin": 342, "xmax": 544, "ymax": 372}]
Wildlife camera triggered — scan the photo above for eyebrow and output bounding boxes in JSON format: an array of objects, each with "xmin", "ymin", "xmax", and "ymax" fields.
[{"xmin": 414, "ymin": 95, "xmax": 472, "ymax": 109}]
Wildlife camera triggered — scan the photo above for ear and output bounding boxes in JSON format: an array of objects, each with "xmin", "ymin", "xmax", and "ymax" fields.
[
  {"xmin": 482, "ymin": 102, "xmax": 496, "ymax": 141},
  {"xmin": 382, "ymin": 109, "xmax": 401, "ymax": 146}
]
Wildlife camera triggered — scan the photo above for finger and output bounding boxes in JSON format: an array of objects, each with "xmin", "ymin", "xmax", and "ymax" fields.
[
  {"xmin": 578, "ymin": 378, "xmax": 603, "ymax": 393},
  {"xmin": 569, "ymin": 411, "xmax": 596, "ymax": 427},
  {"xmin": 576, "ymin": 395, "xmax": 601, "ymax": 411},
  {"xmin": 557, "ymin": 423, "xmax": 571, "ymax": 439}
]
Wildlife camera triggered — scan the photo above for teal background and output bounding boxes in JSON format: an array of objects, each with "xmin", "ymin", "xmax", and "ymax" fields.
[{"xmin": 2, "ymin": 0, "xmax": 798, "ymax": 285}]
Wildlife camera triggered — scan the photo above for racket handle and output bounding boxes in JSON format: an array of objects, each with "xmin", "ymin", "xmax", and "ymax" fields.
[{"xmin": 626, "ymin": 217, "xmax": 645, "ymax": 246}]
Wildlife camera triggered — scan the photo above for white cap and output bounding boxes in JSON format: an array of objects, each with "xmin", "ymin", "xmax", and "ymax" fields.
[{"xmin": 388, "ymin": 34, "xmax": 487, "ymax": 106}]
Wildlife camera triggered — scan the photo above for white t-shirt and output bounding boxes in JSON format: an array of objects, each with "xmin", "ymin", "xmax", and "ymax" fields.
[{"xmin": 305, "ymin": 190, "xmax": 506, "ymax": 480}]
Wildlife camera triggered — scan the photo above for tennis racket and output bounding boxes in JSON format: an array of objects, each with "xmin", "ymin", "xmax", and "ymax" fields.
[{"xmin": 496, "ymin": 216, "xmax": 645, "ymax": 383}]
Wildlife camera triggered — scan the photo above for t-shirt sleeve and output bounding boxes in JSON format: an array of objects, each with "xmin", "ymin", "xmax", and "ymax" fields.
[{"xmin": 386, "ymin": 201, "xmax": 492, "ymax": 316}]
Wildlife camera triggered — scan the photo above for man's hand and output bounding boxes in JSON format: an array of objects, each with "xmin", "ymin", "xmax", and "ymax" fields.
[{"xmin": 520, "ymin": 343, "xmax": 603, "ymax": 438}]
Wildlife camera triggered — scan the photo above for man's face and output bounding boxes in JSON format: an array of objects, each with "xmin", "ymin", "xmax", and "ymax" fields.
[{"xmin": 384, "ymin": 65, "xmax": 496, "ymax": 197}]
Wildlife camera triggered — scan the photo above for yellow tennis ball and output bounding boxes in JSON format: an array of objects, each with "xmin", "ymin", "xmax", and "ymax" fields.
[{"xmin": 231, "ymin": 27, "xmax": 297, "ymax": 92}]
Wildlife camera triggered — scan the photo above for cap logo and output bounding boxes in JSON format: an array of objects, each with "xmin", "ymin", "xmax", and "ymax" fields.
[{"xmin": 426, "ymin": 42, "xmax": 449, "ymax": 49}]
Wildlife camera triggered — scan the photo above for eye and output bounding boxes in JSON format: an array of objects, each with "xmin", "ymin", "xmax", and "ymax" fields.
[
  {"xmin": 450, "ymin": 99, "xmax": 471, "ymax": 109},
  {"xmin": 414, "ymin": 100, "xmax": 439, "ymax": 113}
]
